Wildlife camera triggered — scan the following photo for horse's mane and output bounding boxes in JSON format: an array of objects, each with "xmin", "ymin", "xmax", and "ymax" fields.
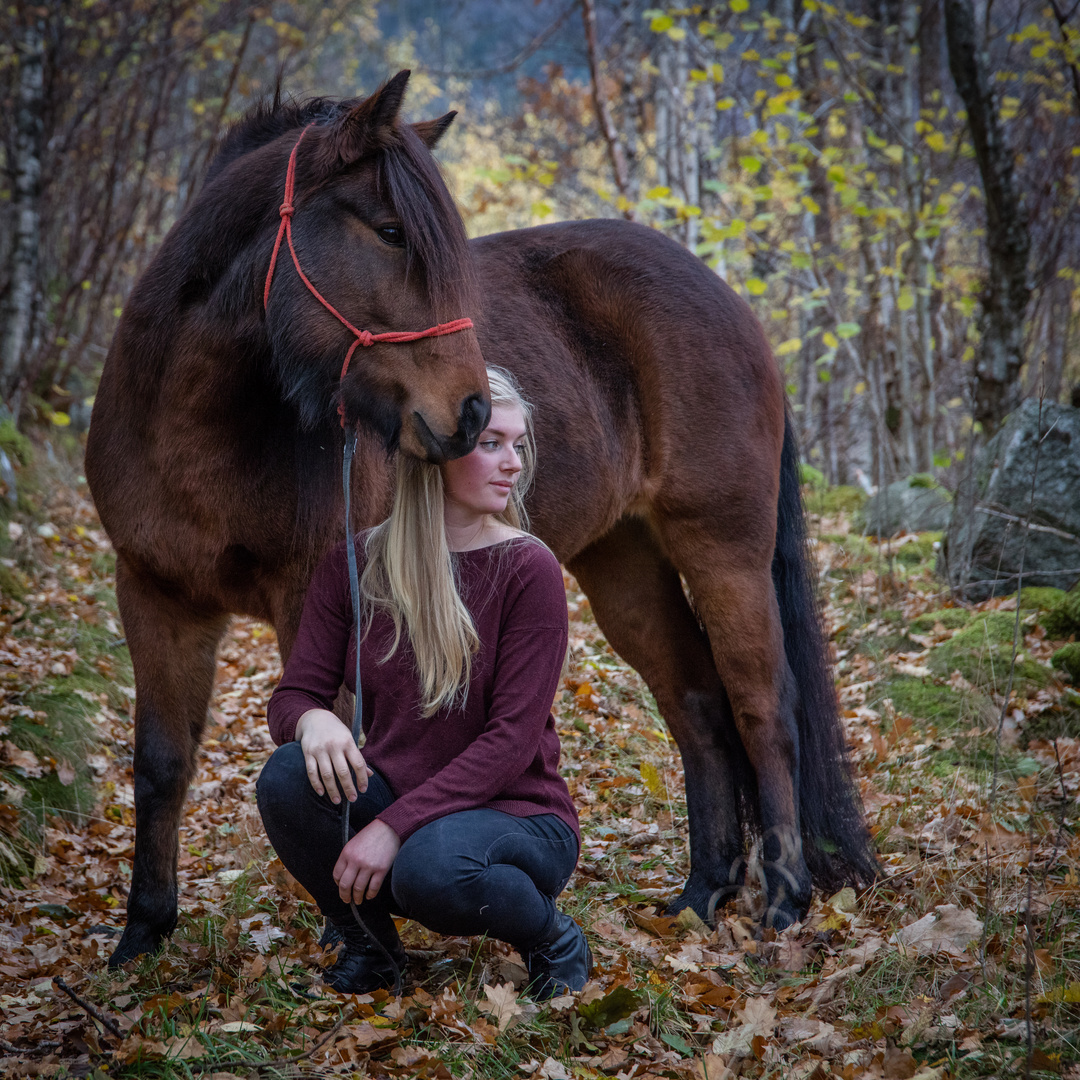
[
  {"xmin": 205, "ymin": 95, "xmax": 345, "ymax": 184},
  {"xmin": 203, "ymin": 90, "xmax": 474, "ymax": 316}
]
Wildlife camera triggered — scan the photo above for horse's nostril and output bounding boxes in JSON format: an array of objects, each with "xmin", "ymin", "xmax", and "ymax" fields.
[{"xmin": 462, "ymin": 394, "xmax": 490, "ymax": 438}]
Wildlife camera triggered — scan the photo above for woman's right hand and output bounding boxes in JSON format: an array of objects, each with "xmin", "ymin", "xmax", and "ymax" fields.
[{"xmin": 294, "ymin": 709, "xmax": 372, "ymax": 804}]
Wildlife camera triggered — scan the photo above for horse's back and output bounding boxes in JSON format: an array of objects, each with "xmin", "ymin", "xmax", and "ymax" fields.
[{"xmin": 469, "ymin": 218, "xmax": 785, "ymax": 551}]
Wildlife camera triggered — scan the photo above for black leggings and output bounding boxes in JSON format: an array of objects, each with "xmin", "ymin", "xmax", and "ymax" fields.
[{"xmin": 256, "ymin": 742, "xmax": 579, "ymax": 951}]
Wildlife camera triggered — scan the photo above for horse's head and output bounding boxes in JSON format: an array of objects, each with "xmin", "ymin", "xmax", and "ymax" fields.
[{"xmin": 262, "ymin": 72, "xmax": 488, "ymax": 462}]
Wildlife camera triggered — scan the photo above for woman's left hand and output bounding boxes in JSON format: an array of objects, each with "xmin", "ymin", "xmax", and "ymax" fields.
[{"xmin": 334, "ymin": 819, "xmax": 401, "ymax": 904}]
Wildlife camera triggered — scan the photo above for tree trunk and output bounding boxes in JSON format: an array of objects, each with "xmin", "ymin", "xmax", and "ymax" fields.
[
  {"xmin": 582, "ymin": 0, "xmax": 634, "ymax": 219},
  {"xmin": 943, "ymin": 0, "xmax": 1031, "ymax": 432},
  {"xmin": 1, "ymin": 14, "xmax": 46, "ymax": 407}
]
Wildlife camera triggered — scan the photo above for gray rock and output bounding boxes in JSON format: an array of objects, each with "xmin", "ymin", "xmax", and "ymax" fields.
[
  {"xmin": 861, "ymin": 478, "xmax": 952, "ymax": 537},
  {"xmin": 942, "ymin": 399, "xmax": 1080, "ymax": 600}
]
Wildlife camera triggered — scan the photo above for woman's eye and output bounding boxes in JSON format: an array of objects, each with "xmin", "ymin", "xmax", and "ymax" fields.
[
  {"xmin": 480, "ymin": 440, "xmax": 498, "ymax": 450},
  {"xmin": 376, "ymin": 225, "xmax": 404, "ymax": 246}
]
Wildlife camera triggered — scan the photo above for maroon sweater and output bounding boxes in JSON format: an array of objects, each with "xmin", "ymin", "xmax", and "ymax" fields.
[{"xmin": 266, "ymin": 536, "xmax": 578, "ymax": 845}]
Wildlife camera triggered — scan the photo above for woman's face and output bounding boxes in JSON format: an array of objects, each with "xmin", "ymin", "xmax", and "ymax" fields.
[{"xmin": 440, "ymin": 403, "xmax": 527, "ymax": 522}]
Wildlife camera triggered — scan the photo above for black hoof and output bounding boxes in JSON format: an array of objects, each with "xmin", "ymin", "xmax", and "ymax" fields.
[
  {"xmin": 108, "ymin": 921, "xmax": 171, "ymax": 967},
  {"xmin": 763, "ymin": 897, "xmax": 802, "ymax": 932},
  {"xmin": 664, "ymin": 869, "xmax": 743, "ymax": 924}
]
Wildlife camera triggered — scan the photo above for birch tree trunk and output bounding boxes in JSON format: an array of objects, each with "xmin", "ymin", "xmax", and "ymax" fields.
[{"xmin": 1, "ymin": 15, "xmax": 46, "ymax": 408}]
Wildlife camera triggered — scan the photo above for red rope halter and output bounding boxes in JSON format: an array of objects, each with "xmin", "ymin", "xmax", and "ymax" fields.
[{"xmin": 263, "ymin": 123, "xmax": 475, "ymax": 426}]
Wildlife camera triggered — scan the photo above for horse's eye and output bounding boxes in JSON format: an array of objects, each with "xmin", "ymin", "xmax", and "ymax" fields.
[{"xmin": 377, "ymin": 225, "xmax": 404, "ymax": 247}]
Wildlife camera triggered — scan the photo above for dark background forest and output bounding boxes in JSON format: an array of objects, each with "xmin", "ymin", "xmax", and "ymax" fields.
[{"xmin": 2, "ymin": 0, "xmax": 1078, "ymax": 487}]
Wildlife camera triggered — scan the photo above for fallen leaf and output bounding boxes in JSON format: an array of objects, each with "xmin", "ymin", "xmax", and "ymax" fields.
[
  {"xmin": 481, "ymin": 982, "xmax": 524, "ymax": 1032},
  {"xmin": 2, "ymin": 741, "xmax": 42, "ymax": 778},
  {"xmin": 217, "ymin": 1020, "xmax": 259, "ymax": 1033},
  {"xmin": 540, "ymin": 1056, "xmax": 570, "ymax": 1079},
  {"xmin": 895, "ymin": 905, "xmax": 983, "ymax": 958},
  {"xmin": 883, "ymin": 1043, "xmax": 918, "ymax": 1079},
  {"xmin": 162, "ymin": 1034, "xmax": 207, "ymax": 1060},
  {"xmin": 737, "ymin": 996, "xmax": 776, "ymax": 1036}
]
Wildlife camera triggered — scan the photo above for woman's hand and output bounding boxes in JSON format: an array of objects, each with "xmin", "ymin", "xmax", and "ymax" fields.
[
  {"xmin": 334, "ymin": 819, "xmax": 401, "ymax": 903},
  {"xmin": 294, "ymin": 709, "xmax": 372, "ymax": 803}
]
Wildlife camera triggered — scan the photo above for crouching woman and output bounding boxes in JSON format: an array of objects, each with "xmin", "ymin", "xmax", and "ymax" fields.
[{"xmin": 256, "ymin": 367, "xmax": 589, "ymax": 997}]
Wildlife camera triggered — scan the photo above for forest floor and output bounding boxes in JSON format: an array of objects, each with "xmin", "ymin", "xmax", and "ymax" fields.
[{"xmin": 1, "ymin": 453, "xmax": 1080, "ymax": 1080}]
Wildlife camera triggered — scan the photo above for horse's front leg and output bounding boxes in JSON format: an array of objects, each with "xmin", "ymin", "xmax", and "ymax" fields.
[{"xmin": 110, "ymin": 556, "xmax": 228, "ymax": 966}]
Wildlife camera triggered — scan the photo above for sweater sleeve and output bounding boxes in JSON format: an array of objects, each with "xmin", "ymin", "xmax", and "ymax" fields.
[
  {"xmin": 376, "ymin": 544, "xmax": 569, "ymax": 841},
  {"xmin": 266, "ymin": 541, "xmax": 354, "ymax": 745}
]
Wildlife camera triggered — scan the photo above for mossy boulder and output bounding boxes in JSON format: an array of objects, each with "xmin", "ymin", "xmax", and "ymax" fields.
[
  {"xmin": 944, "ymin": 400, "xmax": 1080, "ymax": 600},
  {"xmin": 1052, "ymin": 643, "xmax": 1080, "ymax": 682},
  {"xmin": 1042, "ymin": 587, "xmax": 1080, "ymax": 639},
  {"xmin": 926, "ymin": 611, "xmax": 1052, "ymax": 692},
  {"xmin": 895, "ymin": 533, "xmax": 942, "ymax": 566},
  {"xmin": 875, "ymin": 676, "xmax": 969, "ymax": 730},
  {"xmin": 908, "ymin": 607, "xmax": 972, "ymax": 635},
  {"xmin": 861, "ymin": 477, "xmax": 952, "ymax": 538},
  {"xmin": 1018, "ymin": 586, "xmax": 1067, "ymax": 611}
]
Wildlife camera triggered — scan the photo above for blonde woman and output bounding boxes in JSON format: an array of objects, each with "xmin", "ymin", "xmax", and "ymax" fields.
[{"xmin": 257, "ymin": 367, "xmax": 589, "ymax": 998}]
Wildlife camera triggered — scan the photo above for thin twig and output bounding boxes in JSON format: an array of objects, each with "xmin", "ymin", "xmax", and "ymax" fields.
[
  {"xmin": 52, "ymin": 977, "xmax": 123, "ymax": 1040},
  {"xmin": 1024, "ymin": 824, "xmax": 1036, "ymax": 1080},
  {"xmin": 990, "ymin": 396, "xmax": 1046, "ymax": 812},
  {"xmin": 190, "ymin": 1006, "xmax": 355, "ymax": 1072}
]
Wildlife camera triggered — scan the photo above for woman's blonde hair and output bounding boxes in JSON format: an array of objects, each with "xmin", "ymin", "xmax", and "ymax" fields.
[{"xmin": 360, "ymin": 366, "xmax": 536, "ymax": 715}]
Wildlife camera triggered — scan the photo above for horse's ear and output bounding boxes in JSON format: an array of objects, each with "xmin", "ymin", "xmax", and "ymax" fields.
[
  {"xmin": 413, "ymin": 111, "xmax": 457, "ymax": 149},
  {"xmin": 329, "ymin": 70, "xmax": 412, "ymax": 165}
]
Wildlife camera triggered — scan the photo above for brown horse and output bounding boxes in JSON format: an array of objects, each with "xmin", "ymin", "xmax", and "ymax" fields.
[{"xmin": 86, "ymin": 72, "xmax": 877, "ymax": 967}]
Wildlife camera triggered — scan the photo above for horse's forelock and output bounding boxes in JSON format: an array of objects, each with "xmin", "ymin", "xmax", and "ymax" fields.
[
  {"xmin": 375, "ymin": 124, "xmax": 476, "ymax": 319},
  {"xmin": 205, "ymin": 96, "xmax": 352, "ymax": 185}
]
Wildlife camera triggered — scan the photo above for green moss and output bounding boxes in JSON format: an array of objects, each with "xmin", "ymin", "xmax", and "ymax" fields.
[
  {"xmin": 907, "ymin": 473, "xmax": 940, "ymax": 489},
  {"xmin": 927, "ymin": 611, "xmax": 1052, "ymax": 693},
  {"xmin": 0, "ymin": 560, "xmax": 28, "ymax": 601},
  {"xmin": 874, "ymin": 676, "xmax": 971, "ymax": 730},
  {"xmin": 1018, "ymin": 586, "xmax": 1067, "ymax": 611},
  {"xmin": 948, "ymin": 611, "xmax": 1020, "ymax": 647},
  {"xmin": 0, "ymin": 418, "xmax": 31, "ymax": 466},
  {"xmin": 1042, "ymin": 587, "xmax": 1080, "ymax": 639},
  {"xmin": 908, "ymin": 607, "xmax": 972, "ymax": 634},
  {"xmin": 808, "ymin": 484, "xmax": 867, "ymax": 515},
  {"xmin": 1051, "ymin": 643, "xmax": 1080, "ymax": 682},
  {"xmin": 895, "ymin": 532, "xmax": 942, "ymax": 566}
]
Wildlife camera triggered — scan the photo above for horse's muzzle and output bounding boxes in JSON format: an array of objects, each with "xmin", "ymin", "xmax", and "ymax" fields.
[{"xmin": 412, "ymin": 393, "xmax": 491, "ymax": 463}]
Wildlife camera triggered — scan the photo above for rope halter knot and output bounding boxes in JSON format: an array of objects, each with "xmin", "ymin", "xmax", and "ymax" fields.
[{"xmin": 262, "ymin": 122, "xmax": 475, "ymax": 427}]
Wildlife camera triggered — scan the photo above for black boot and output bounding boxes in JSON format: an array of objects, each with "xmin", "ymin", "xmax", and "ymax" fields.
[
  {"xmin": 524, "ymin": 912, "xmax": 592, "ymax": 1000},
  {"xmin": 324, "ymin": 918, "xmax": 407, "ymax": 994}
]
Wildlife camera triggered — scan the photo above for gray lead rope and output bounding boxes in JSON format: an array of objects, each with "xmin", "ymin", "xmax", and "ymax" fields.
[{"xmin": 341, "ymin": 427, "xmax": 404, "ymax": 995}]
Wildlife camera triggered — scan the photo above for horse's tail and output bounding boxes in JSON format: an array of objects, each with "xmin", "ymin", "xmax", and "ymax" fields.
[{"xmin": 772, "ymin": 409, "xmax": 879, "ymax": 890}]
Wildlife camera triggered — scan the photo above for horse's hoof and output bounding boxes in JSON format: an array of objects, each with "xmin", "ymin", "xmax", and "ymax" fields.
[
  {"xmin": 108, "ymin": 923, "xmax": 169, "ymax": 967},
  {"xmin": 665, "ymin": 871, "xmax": 742, "ymax": 925}
]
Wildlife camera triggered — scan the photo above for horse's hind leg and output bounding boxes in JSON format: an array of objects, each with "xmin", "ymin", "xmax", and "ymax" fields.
[
  {"xmin": 660, "ymin": 518, "xmax": 812, "ymax": 928},
  {"xmin": 567, "ymin": 517, "xmax": 752, "ymax": 922},
  {"xmin": 110, "ymin": 556, "xmax": 228, "ymax": 966}
]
